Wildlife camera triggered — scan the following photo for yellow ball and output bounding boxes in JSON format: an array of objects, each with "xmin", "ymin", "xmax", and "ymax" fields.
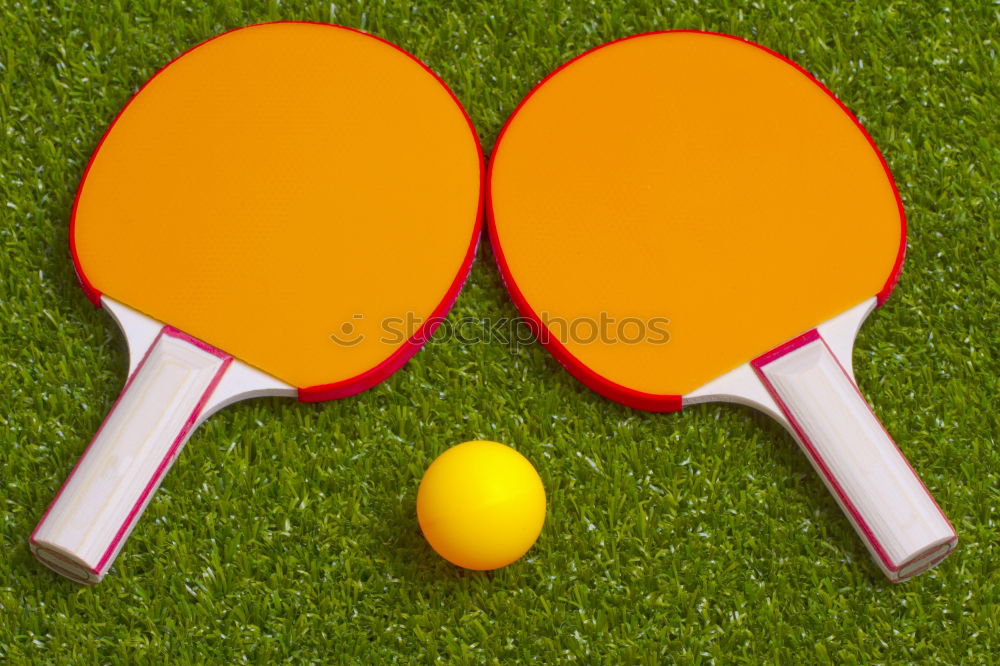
[{"xmin": 417, "ymin": 441, "xmax": 546, "ymax": 570}]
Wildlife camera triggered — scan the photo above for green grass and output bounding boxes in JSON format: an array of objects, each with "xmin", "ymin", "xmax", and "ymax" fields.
[{"xmin": 1, "ymin": 0, "xmax": 998, "ymax": 662}]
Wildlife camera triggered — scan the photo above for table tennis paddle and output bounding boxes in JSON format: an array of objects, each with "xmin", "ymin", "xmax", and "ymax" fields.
[
  {"xmin": 488, "ymin": 31, "xmax": 955, "ymax": 581},
  {"xmin": 31, "ymin": 22, "xmax": 483, "ymax": 584}
]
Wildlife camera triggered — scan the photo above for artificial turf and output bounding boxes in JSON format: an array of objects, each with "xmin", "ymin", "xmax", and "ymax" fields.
[{"xmin": 1, "ymin": 0, "xmax": 998, "ymax": 662}]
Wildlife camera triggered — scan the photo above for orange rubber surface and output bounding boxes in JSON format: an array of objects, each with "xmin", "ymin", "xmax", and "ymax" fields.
[
  {"xmin": 73, "ymin": 23, "xmax": 483, "ymax": 390},
  {"xmin": 489, "ymin": 31, "xmax": 903, "ymax": 400}
]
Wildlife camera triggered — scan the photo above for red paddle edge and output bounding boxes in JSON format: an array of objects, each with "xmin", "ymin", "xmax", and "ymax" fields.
[
  {"xmin": 67, "ymin": 22, "xmax": 485, "ymax": 403},
  {"xmin": 486, "ymin": 30, "xmax": 906, "ymax": 412}
]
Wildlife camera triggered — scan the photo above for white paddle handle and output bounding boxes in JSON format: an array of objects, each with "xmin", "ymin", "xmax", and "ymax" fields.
[
  {"xmin": 30, "ymin": 327, "xmax": 231, "ymax": 583},
  {"xmin": 753, "ymin": 332, "xmax": 956, "ymax": 581}
]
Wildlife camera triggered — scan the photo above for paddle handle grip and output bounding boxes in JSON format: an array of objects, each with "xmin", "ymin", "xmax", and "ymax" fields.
[
  {"xmin": 753, "ymin": 332, "xmax": 956, "ymax": 581},
  {"xmin": 30, "ymin": 327, "xmax": 230, "ymax": 584}
]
